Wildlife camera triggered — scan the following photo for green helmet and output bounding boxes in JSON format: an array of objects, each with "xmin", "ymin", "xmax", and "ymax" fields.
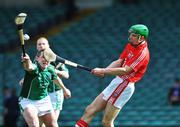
[{"xmin": 129, "ymin": 24, "xmax": 149, "ymax": 39}]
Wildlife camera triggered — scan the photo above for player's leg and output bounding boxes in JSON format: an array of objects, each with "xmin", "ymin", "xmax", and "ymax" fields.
[
  {"xmin": 22, "ymin": 106, "xmax": 39, "ymax": 127},
  {"xmin": 55, "ymin": 89, "xmax": 64, "ymax": 120},
  {"xmin": 37, "ymin": 95, "xmax": 58, "ymax": 127},
  {"xmin": 39, "ymin": 90, "xmax": 62, "ymax": 127},
  {"xmin": 75, "ymin": 76, "xmax": 122, "ymax": 127},
  {"xmin": 54, "ymin": 110, "xmax": 60, "ymax": 120},
  {"xmin": 49, "ymin": 89, "xmax": 64, "ymax": 121},
  {"xmin": 39, "ymin": 111, "xmax": 59, "ymax": 127},
  {"xmin": 102, "ymin": 102, "xmax": 120, "ymax": 127},
  {"xmin": 39, "ymin": 112, "xmax": 58, "ymax": 127},
  {"xmin": 19, "ymin": 98, "xmax": 40, "ymax": 127},
  {"xmin": 102, "ymin": 80, "xmax": 135, "ymax": 127},
  {"xmin": 39, "ymin": 120, "xmax": 46, "ymax": 127},
  {"xmin": 75, "ymin": 93, "xmax": 107, "ymax": 127}
]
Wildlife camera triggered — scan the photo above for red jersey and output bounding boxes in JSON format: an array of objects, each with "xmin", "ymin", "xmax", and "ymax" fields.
[{"xmin": 119, "ymin": 41, "xmax": 150, "ymax": 82}]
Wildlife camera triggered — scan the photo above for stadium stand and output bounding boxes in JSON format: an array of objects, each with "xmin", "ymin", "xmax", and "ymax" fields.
[{"xmin": 1, "ymin": 0, "xmax": 180, "ymax": 126}]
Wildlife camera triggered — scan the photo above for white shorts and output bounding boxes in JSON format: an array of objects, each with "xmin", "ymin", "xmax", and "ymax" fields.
[
  {"xmin": 102, "ymin": 76, "xmax": 135, "ymax": 109},
  {"xmin": 19, "ymin": 95, "xmax": 53, "ymax": 116},
  {"xmin": 49, "ymin": 89, "xmax": 64, "ymax": 111}
]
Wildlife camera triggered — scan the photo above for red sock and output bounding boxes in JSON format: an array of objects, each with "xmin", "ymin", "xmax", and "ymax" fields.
[{"xmin": 75, "ymin": 119, "xmax": 88, "ymax": 127}]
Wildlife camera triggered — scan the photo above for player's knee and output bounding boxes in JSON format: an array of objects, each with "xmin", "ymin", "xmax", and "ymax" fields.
[
  {"xmin": 26, "ymin": 119, "xmax": 39, "ymax": 127},
  {"xmin": 45, "ymin": 120, "xmax": 58, "ymax": 127},
  {"xmin": 28, "ymin": 123, "xmax": 38, "ymax": 127}
]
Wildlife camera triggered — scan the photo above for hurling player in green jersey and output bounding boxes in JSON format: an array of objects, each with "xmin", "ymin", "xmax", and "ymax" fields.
[
  {"xmin": 36, "ymin": 38, "xmax": 70, "ymax": 125},
  {"xmin": 19, "ymin": 38, "xmax": 71, "ymax": 127},
  {"xmin": 19, "ymin": 38, "xmax": 71, "ymax": 126},
  {"xmin": 48, "ymin": 62, "xmax": 69, "ymax": 118}
]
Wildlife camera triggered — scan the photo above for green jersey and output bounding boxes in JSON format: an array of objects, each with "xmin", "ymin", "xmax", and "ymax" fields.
[
  {"xmin": 20, "ymin": 63, "xmax": 58, "ymax": 100},
  {"xmin": 48, "ymin": 62, "xmax": 69, "ymax": 93}
]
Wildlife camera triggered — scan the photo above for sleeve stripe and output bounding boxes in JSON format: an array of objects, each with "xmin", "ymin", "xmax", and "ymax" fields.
[{"xmin": 130, "ymin": 48, "xmax": 147, "ymax": 68}]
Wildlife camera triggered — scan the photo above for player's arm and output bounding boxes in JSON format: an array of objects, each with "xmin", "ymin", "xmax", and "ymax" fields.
[
  {"xmin": 55, "ymin": 63, "xmax": 69, "ymax": 79},
  {"xmin": 53, "ymin": 77, "xmax": 67, "ymax": 90},
  {"xmin": 53, "ymin": 77, "xmax": 71, "ymax": 99},
  {"xmin": 106, "ymin": 59, "xmax": 125, "ymax": 68},
  {"xmin": 104, "ymin": 59, "xmax": 130, "ymax": 75},
  {"xmin": 103, "ymin": 65, "xmax": 132, "ymax": 76},
  {"xmin": 91, "ymin": 59, "xmax": 128, "ymax": 77},
  {"xmin": 104, "ymin": 58, "xmax": 131, "ymax": 75},
  {"xmin": 21, "ymin": 54, "xmax": 35, "ymax": 71},
  {"xmin": 55, "ymin": 69, "xmax": 69, "ymax": 79},
  {"xmin": 92, "ymin": 65, "xmax": 132, "ymax": 76}
]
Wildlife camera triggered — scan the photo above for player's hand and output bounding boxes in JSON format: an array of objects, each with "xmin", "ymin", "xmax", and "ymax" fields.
[
  {"xmin": 55, "ymin": 63, "xmax": 63, "ymax": 69},
  {"xmin": 21, "ymin": 53, "xmax": 30, "ymax": 62},
  {"xmin": 91, "ymin": 68, "xmax": 105, "ymax": 77},
  {"xmin": 63, "ymin": 88, "xmax": 71, "ymax": 99}
]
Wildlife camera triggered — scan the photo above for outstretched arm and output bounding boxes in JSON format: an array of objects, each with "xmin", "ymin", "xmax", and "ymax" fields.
[
  {"xmin": 55, "ymin": 63, "xmax": 69, "ymax": 79},
  {"xmin": 106, "ymin": 59, "xmax": 124, "ymax": 68},
  {"xmin": 21, "ymin": 54, "xmax": 35, "ymax": 71},
  {"xmin": 103, "ymin": 65, "xmax": 132, "ymax": 76},
  {"xmin": 91, "ymin": 59, "xmax": 132, "ymax": 77},
  {"xmin": 53, "ymin": 77, "xmax": 71, "ymax": 99}
]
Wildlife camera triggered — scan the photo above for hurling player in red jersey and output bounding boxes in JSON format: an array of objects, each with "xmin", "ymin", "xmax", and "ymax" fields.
[{"xmin": 75, "ymin": 24, "xmax": 150, "ymax": 127}]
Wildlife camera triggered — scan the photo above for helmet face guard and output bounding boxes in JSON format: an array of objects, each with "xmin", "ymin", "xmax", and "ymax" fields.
[
  {"xmin": 128, "ymin": 32, "xmax": 141, "ymax": 39},
  {"xmin": 128, "ymin": 32, "xmax": 142, "ymax": 43},
  {"xmin": 128, "ymin": 31, "xmax": 145, "ymax": 46}
]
